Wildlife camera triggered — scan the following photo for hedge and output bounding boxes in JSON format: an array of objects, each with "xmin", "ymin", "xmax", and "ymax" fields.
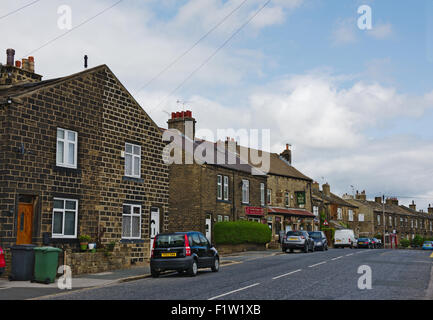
[{"xmin": 214, "ymin": 220, "xmax": 272, "ymax": 245}]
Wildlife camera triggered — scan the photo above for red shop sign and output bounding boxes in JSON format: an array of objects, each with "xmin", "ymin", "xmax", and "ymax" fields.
[{"xmin": 245, "ymin": 207, "xmax": 264, "ymax": 216}]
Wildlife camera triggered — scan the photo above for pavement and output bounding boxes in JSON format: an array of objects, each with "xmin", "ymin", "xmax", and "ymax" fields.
[{"xmin": 0, "ymin": 249, "xmax": 281, "ymax": 300}]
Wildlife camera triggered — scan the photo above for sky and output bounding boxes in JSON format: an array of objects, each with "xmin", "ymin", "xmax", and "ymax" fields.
[{"xmin": 1, "ymin": 0, "xmax": 433, "ymax": 210}]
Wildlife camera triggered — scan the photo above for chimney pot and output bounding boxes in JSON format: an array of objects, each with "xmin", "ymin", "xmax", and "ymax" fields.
[
  {"xmin": 6, "ymin": 48, "xmax": 15, "ymax": 66},
  {"xmin": 15, "ymin": 61, "xmax": 21, "ymax": 68}
]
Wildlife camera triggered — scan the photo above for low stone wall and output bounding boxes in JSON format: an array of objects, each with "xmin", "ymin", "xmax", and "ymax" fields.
[
  {"xmin": 65, "ymin": 249, "xmax": 131, "ymax": 276},
  {"xmin": 216, "ymin": 243, "xmax": 267, "ymax": 255}
]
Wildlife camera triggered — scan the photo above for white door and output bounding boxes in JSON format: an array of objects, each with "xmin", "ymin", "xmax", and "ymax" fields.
[
  {"xmin": 150, "ymin": 207, "xmax": 160, "ymax": 255},
  {"xmin": 205, "ymin": 218, "xmax": 211, "ymax": 243}
]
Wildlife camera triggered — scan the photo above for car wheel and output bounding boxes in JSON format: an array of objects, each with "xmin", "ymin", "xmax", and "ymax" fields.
[
  {"xmin": 290, "ymin": 249, "xmax": 294, "ymax": 253},
  {"xmin": 325, "ymin": 244, "xmax": 328, "ymax": 251},
  {"xmin": 211, "ymin": 257, "xmax": 219, "ymax": 272},
  {"xmin": 282, "ymin": 247, "xmax": 286, "ymax": 253},
  {"xmin": 188, "ymin": 259, "xmax": 198, "ymax": 276},
  {"xmin": 304, "ymin": 244, "xmax": 308, "ymax": 253},
  {"xmin": 151, "ymin": 268, "xmax": 160, "ymax": 278}
]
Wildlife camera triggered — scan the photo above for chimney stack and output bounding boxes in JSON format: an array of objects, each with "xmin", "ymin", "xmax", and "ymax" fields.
[
  {"xmin": 6, "ymin": 48, "xmax": 15, "ymax": 66},
  {"xmin": 280, "ymin": 144, "xmax": 292, "ymax": 165},
  {"xmin": 375, "ymin": 196, "xmax": 382, "ymax": 204},
  {"xmin": 355, "ymin": 190, "xmax": 367, "ymax": 201},
  {"xmin": 428, "ymin": 204, "xmax": 433, "ymax": 214},
  {"xmin": 167, "ymin": 110, "xmax": 196, "ymax": 140},
  {"xmin": 322, "ymin": 183, "xmax": 330, "ymax": 197},
  {"xmin": 312, "ymin": 181, "xmax": 319, "ymax": 191},
  {"xmin": 409, "ymin": 200, "xmax": 416, "ymax": 211}
]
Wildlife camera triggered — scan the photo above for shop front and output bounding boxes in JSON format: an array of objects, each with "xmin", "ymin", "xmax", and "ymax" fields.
[{"xmin": 267, "ymin": 207, "xmax": 316, "ymax": 242}]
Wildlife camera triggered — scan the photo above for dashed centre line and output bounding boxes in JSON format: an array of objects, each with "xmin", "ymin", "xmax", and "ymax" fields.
[
  {"xmin": 208, "ymin": 283, "xmax": 260, "ymax": 300},
  {"xmin": 272, "ymin": 269, "xmax": 302, "ymax": 280},
  {"xmin": 331, "ymin": 256, "xmax": 343, "ymax": 261},
  {"xmin": 308, "ymin": 261, "xmax": 327, "ymax": 268}
]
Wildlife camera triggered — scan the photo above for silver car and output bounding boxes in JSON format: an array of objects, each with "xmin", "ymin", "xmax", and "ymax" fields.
[{"xmin": 282, "ymin": 231, "xmax": 315, "ymax": 253}]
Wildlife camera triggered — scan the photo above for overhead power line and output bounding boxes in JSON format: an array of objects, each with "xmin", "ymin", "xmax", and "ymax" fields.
[
  {"xmin": 150, "ymin": 0, "xmax": 272, "ymax": 113},
  {"xmin": 23, "ymin": 0, "xmax": 124, "ymax": 57},
  {"xmin": 134, "ymin": 0, "xmax": 250, "ymax": 95},
  {"xmin": 0, "ymin": 0, "xmax": 42, "ymax": 20}
]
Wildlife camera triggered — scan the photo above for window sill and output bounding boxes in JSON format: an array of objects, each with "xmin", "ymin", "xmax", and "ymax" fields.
[
  {"xmin": 122, "ymin": 176, "xmax": 144, "ymax": 183},
  {"xmin": 120, "ymin": 239, "xmax": 145, "ymax": 244},
  {"xmin": 54, "ymin": 165, "xmax": 81, "ymax": 174},
  {"xmin": 217, "ymin": 199, "xmax": 231, "ymax": 204}
]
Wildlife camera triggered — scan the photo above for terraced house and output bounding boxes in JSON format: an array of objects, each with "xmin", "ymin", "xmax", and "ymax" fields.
[
  {"xmin": 0, "ymin": 49, "xmax": 169, "ymax": 275},
  {"xmin": 165, "ymin": 111, "xmax": 268, "ymax": 243}
]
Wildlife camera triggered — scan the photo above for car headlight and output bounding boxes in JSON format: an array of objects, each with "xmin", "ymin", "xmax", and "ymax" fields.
[{"xmin": 316, "ymin": 241, "xmax": 322, "ymax": 245}]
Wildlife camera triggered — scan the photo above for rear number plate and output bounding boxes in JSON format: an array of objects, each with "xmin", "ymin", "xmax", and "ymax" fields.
[{"xmin": 161, "ymin": 253, "xmax": 177, "ymax": 257}]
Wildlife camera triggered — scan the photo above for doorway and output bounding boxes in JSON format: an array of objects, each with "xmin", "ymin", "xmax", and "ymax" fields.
[
  {"xmin": 205, "ymin": 215, "xmax": 212, "ymax": 242},
  {"xmin": 150, "ymin": 207, "xmax": 160, "ymax": 256},
  {"xmin": 16, "ymin": 197, "xmax": 34, "ymax": 245}
]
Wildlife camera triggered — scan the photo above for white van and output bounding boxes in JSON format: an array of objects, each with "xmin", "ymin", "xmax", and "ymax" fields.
[{"xmin": 334, "ymin": 229, "xmax": 356, "ymax": 248}]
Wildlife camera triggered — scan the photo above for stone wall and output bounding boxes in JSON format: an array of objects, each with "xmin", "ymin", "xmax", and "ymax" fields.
[{"xmin": 216, "ymin": 243, "xmax": 267, "ymax": 255}]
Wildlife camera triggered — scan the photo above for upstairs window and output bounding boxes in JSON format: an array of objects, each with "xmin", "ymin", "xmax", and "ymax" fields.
[
  {"xmin": 242, "ymin": 180, "xmax": 249, "ymax": 204},
  {"xmin": 57, "ymin": 128, "xmax": 77, "ymax": 168},
  {"xmin": 337, "ymin": 208, "xmax": 342, "ymax": 220},
  {"xmin": 217, "ymin": 175, "xmax": 222, "ymax": 200},
  {"xmin": 348, "ymin": 210, "xmax": 354, "ymax": 222},
  {"xmin": 267, "ymin": 189, "xmax": 271, "ymax": 205},
  {"xmin": 125, "ymin": 143, "xmax": 141, "ymax": 178},
  {"xmin": 358, "ymin": 213, "xmax": 365, "ymax": 222},
  {"xmin": 223, "ymin": 176, "xmax": 229, "ymax": 201},
  {"xmin": 260, "ymin": 183, "xmax": 265, "ymax": 206},
  {"xmin": 285, "ymin": 192, "xmax": 290, "ymax": 207}
]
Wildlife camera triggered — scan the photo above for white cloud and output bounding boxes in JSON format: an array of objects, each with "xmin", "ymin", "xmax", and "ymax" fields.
[
  {"xmin": 331, "ymin": 18, "xmax": 357, "ymax": 45},
  {"xmin": 368, "ymin": 22, "xmax": 393, "ymax": 39}
]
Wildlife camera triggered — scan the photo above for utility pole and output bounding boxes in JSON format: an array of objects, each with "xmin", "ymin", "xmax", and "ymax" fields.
[{"xmin": 383, "ymin": 195, "xmax": 386, "ymax": 249}]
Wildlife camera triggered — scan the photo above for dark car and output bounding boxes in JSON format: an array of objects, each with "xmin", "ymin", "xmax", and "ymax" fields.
[
  {"xmin": 357, "ymin": 238, "xmax": 373, "ymax": 249},
  {"xmin": 308, "ymin": 231, "xmax": 328, "ymax": 251},
  {"xmin": 150, "ymin": 231, "xmax": 219, "ymax": 277},
  {"xmin": 370, "ymin": 238, "xmax": 380, "ymax": 249},
  {"xmin": 282, "ymin": 230, "xmax": 314, "ymax": 253}
]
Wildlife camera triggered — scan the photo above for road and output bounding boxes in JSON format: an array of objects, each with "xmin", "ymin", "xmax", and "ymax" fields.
[{"xmin": 44, "ymin": 248, "xmax": 433, "ymax": 300}]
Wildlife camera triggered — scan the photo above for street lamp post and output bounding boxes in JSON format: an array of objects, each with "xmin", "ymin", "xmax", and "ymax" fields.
[{"xmin": 383, "ymin": 195, "xmax": 386, "ymax": 249}]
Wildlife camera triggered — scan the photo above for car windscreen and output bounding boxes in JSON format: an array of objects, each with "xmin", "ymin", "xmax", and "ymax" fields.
[
  {"xmin": 308, "ymin": 232, "xmax": 322, "ymax": 239},
  {"xmin": 286, "ymin": 231, "xmax": 303, "ymax": 236},
  {"xmin": 155, "ymin": 234, "xmax": 185, "ymax": 248}
]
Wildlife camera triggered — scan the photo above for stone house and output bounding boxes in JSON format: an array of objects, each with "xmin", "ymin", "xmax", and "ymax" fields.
[
  {"xmin": 164, "ymin": 111, "xmax": 268, "ymax": 243},
  {"xmin": 345, "ymin": 194, "xmax": 433, "ymax": 246},
  {"xmin": 312, "ymin": 182, "xmax": 359, "ymax": 235},
  {"xmin": 240, "ymin": 144, "xmax": 316, "ymax": 244},
  {"xmin": 0, "ymin": 49, "xmax": 169, "ymax": 275}
]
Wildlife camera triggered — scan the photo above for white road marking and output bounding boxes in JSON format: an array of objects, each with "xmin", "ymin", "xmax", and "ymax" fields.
[
  {"xmin": 272, "ymin": 269, "xmax": 302, "ymax": 280},
  {"xmin": 346, "ymin": 253, "xmax": 354, "ymax": 256},
  {"xmin": 331, "ymin": 256, "xmax": 343, "ymax": 261},
  {"xmin": 208, "ymin": 283, "xmax": 260, "ymax": 300},
  {"xmin": 308, "ymin": 261, "xmax": 327, "ymax": 268}
]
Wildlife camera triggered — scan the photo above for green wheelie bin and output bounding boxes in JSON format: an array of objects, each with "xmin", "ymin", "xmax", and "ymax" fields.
[{"xmin": 32, "ymin": 247, "xmax": 62, "ymax": 284}]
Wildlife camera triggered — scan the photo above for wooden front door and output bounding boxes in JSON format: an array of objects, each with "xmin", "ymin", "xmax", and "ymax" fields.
[{"xmin": 16, "ymin": 203, "xmax": 33, "ymax": 245}]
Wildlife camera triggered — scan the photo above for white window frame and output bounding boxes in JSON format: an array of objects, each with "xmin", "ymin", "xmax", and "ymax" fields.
[
  {"xmin": 242, "ymin": 180, "xmax": 249, "ymax": 204},
  {"xmin": 224, "ymin": 216, "xmax": 229, "ymax": 222},
  {"xmin": 348, "ymin": 209, "xmax": 354, "ymax": 222},
  {"xmin": 217, "ymin": 215, "xmax": 223, "ymax": 222},
  {"xmin": 267, "ymin": 189, "xmax": 271, "ymax": 205},
  {"xmin": 377, "ymin": 215, "xmax": 381, "ymax": 225},
  {"xmin": 52, "ymin": 198, "xmax": 78, "ymax": 239},
  {"xmin": 122, "ymin": 204, "xmax": 142, "ymax": 240},
  {"xmin": 217, "ymin": 175, "xmax": 222, "ymax": 200},
  {"xmin": 358, "ymin": 213, "xmax": 365, "ymax": 222},
  {"xmin": 56, "ymin": 128, "xmax": 78, "ymax": 169},
  {"xmin": 389, "ymin": 216, "xmax": 392, "ymax": 227},
  {"xmin": 313, "ymin": 206, "xmax": 319, "ymax": 217},
  {"xmin": 285, "ymin": 192, "xmax": 290, "ymax": 208},
  {"xmin": 223, "ymin": 176, "xmax": 229, "ymax": 201},
  {"xmin": 337, "ymin": 208, "xmax": 342, "ymax": 220},
  {"xmin": 260, "ymin": 183, "xmax": 265, "ymax": 206},
  {"xmin": 124, "ymin": 143, "xmax": 141, "ymax": 178}
]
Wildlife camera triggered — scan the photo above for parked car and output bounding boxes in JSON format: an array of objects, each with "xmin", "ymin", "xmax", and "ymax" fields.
[
  {"xmin": 282, "ymin": 230, "xmax": 314, "ymax": 253},
  {"xmin": 307, "ymin": 231, "xmax": 328, "ymax": 251},
  {"xmin": 422, "ymin": 241, "xmax": 433, "ymax": 250},
  {"xmin": 150, "ymin": 231, "xmax": 219, "ymax": 277},
  {"xmin": 370, "ymin": 238, "xmax": 380, "ymax": 249},
  {"xmin": 0, "ymin": 247, "xmax": 5, "ymax": 276},
  {"xmin": 334, "ymin": 229, "xmax": 356, "ymax": 248},
  {"xmin": 376, "ymin": 239, "xmax": 383, "ymax": 248},
  {"xmin": 357, "ymin": 238, "xmax": 373, "ymax": 249}
]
